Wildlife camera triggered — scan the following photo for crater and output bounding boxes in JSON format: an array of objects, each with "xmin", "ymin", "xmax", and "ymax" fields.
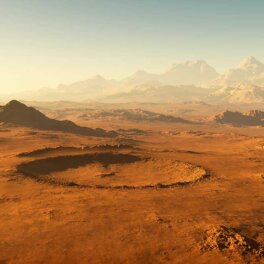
[{"xmin": 16, "ymin": 148, "xmax": 209, "ymax": 189}]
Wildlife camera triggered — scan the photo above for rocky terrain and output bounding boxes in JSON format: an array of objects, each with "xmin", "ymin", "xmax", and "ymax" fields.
[
  {"xmin": 80, "ymin": 108, "xmax": 191, "ymax": 123},
  {"xmin": 0, "ymin": 101, "xmax": 264, "ymax": 264},
  {"xmin": 201, "ymin": 225, "xmax": 264, "ymax": 258},
  {"xmin": 3, "ymin": 1, "xmax": 264, "ymax": 262},
  {"xmin": 213, "ymin": 110, "xmax": 264, "ymax": 127}
]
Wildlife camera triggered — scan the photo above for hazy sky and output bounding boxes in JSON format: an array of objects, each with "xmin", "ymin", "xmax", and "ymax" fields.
[{"xmin": 1, "ymin": 0, "xmax": 264, "ymax": 92}]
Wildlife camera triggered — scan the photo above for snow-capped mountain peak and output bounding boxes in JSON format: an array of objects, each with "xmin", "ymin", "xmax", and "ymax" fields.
[
  {"xmin": 238, "ymin": 56, "xmax": 263, "ymax": 69},
  {"xmin": 167, "ymin": 60, "xmax": 216, "ymax": 73},
  {"xmin": 212, "ymin": 56, "xmax": 264, "ymax": 86}
]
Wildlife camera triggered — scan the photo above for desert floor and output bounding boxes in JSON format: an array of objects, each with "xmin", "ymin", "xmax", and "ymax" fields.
[{"xmin": 0, "ymin": 117, "xmax": 264, "ymax": 264}]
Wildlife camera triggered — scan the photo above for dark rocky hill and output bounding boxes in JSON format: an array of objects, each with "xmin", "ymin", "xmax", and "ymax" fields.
[{"xmin": 0, "ymin": 100, "xmax": 117, "ymax": 137}]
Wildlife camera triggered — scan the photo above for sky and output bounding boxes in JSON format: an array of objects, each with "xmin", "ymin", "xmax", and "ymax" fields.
[{"xmin": 1, "ymin": 0, "xmax": 264, "ymax": 92}]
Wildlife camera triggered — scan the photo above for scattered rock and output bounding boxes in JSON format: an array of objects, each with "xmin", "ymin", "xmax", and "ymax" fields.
[
  {"xmin": 100, "ymin": 172, "xmax": 116, "ymax": 178},
  {"xmin": 256, "ymin": 173, "xmax": 264, "ymax": 180},
  {"xmin": 201, "ymin": 225, "xmax": 264, "ymax": 258},
  {"xmin": 245, "ymin": 110, "xmax": 264, "ymax": 120}
]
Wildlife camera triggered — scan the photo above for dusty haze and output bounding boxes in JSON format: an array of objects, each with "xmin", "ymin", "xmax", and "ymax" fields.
[{"xmin": 1, "ymin": 1, "xmax": 264, "ymax": 264}]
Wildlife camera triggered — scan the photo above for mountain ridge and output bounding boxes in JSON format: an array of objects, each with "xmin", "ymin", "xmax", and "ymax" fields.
[
  {"xmin": 0, "ymin": 100, "xmax": 117, "ymax": 137},
  {"xmin": 4, "ymin": 57, "xmax": 264, "ymax": 104}
]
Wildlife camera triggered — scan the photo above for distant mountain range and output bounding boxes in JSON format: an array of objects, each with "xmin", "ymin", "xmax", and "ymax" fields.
[
  {"xmin": 104, "ymin": 84, "xmax": 212, "ymax": 103},
  {"xmin": 212, "ymin": 56, "xmax": 264, "ymax": 87},
  {"xmin": 121, "ymin": 60, "xmax": 219, "ymax": 86},
  {"xmin": 208, "ymin": 83, "xmax": 264, "ymax": 104},
  {"xmin": 3, "ymin": 56, "xmax": 264, "ymax": 104}
]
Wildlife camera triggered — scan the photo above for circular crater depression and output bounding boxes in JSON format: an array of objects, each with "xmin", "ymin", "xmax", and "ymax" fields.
[{"xmin": 17, "ymin": 151, "xmax": 208, "ymax": 189}]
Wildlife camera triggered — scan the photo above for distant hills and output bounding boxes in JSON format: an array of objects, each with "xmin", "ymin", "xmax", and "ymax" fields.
[
  {"xmin": 122, "ymin": 60, "xmax": 219, "ymax": 86},
  {"xmin": 80, "ymin": 108, "xmax": 191, "ymax": 124},
  {"xmin": 0, "ymin": 100, "xmax": 117, "ymax": 137},
  {"xmin": 106, "ymin": 82, "xmax": 264, "ymax": 105},
  {"xmin": 3, "ymin": 56, "xmax": 264, "ymax": 105},
  {"xmin": 104, "ymin": 84, "xmax": 212, "ymax": 103},
  {"xmin": 213, "ymin": 109, "xmax": 264, "ymax": 127}
]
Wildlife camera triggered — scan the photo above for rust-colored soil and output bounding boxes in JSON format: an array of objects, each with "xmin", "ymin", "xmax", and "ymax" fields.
[{"xmin": 0, "ymin": 115, "xmax": 264, "ymax": 264}]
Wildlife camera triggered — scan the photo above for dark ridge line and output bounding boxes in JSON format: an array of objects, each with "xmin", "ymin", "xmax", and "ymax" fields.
[
  {"xmin": 17, "ymin": 144, "xmax": 137, "ymax": 158},
  {"xmin": 16, "ymin": 153, "xmax": 144, "ymax": 176},
  {"xmin": 17, "ymin": 146, "xmax": 78, "ymax": 157}
]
